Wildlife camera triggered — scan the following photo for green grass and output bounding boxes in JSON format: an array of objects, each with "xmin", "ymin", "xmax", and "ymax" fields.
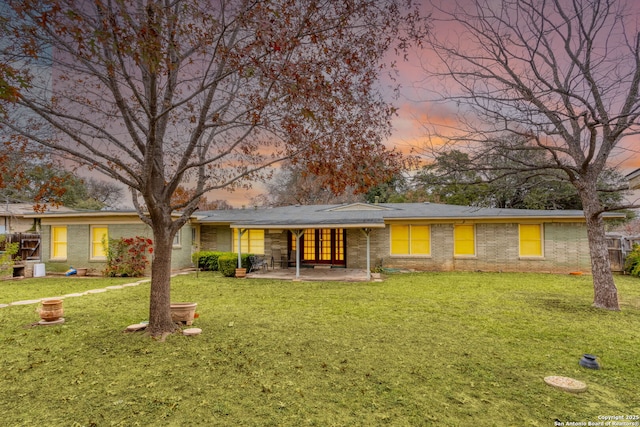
[
  {"xmin": 1, "ymin": 272, "xmax": 639, "ymax": 426},
  {"xmin": 0, "ymin": 276, "xmax": 146, "ymax": 305}
]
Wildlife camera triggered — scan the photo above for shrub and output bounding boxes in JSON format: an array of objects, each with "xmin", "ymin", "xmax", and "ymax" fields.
[
  {"xmin": 218, "ymin": 254, "xmax": 238, "ymax": 277},
  {"xmin": 217, "ymin": 253, "xmax": 252, "ymax": 277},
  {"xmin": 104, "ymin": 236, "xmax": 153, "ymax": 277},
  {"xmin": 192, "ymin": 251, "xmax": 226, "ymax": 271},
  {"xmin": 0, "ymin": 236, "xmax": 19, "ymax": 278},
  {"xmin": 624, "ymin": 244, "xmax": 640, "ymax": 277}
]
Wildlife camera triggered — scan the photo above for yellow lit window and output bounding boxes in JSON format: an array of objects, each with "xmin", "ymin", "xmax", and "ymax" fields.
[
  {"xmin": 52, "ymin": 226, "xmax": 67, "ymax": 259},
  {"xmin": 391, "ymin": 225, "xmax": 409, "ymax": 255},
  {"xmin": 391, "ymin": 225, "xmax": 430, "ymax": 255},
  {"xmin": 454, "ymin": 225, "xmax": 475, "ymax": 256},
  {"xmin": 319, "ymin": 229, "xmax": 331, "ymax": 261},
  {"xmin": 411, "ymin": 225, "xmax": 431, "ymax": 255},
  {"xmin": 304, "ymin": 229, "xmax": 316, "ymax": 260},
  {"xmin": 91, "ymin": 226, "xmax": 108, "ymax": 259},
  {"xmin": 519, "ymin": 224, "xmax": 543, "ymax": 257},
  {"xmin": 334, "ymin": 229, "xmax": 344, "ymax": 261},
  {"xmin": 233, "ymin": 229, "xmax": 264, "ymax": 254}
]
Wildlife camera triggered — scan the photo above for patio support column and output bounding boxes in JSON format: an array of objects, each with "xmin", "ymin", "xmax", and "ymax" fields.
[
  {"xmin": 360, "ymin": 228, "xmax": 372, "ymax": 281},
  {"xmin": 292, "ymin": 229, "xmax": 304, "ymax": 279},
  {"xmin": 236, "ymin": 229, "xmax": 247, "ymax": 268}
]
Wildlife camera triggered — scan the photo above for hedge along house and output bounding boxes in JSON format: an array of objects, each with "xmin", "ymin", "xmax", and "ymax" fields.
[
  {"xmin": 25, "ymin": 210, "xmax": 195, "ymax": 274},
  {"xmin": 195, "ymin": 202, "xmax": 624, "ymax": 279}
]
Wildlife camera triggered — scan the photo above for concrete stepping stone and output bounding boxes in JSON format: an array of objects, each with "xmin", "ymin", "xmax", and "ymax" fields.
[
  {"xmin": 38, "ymin": 318, "xmax": 65, "ymax": 326},
  {"xmin": 0, "ymin": 304, "xmax": 9, "ymax": 308},
  {"xmin": 183, "ymin": 328, "xmax": 202, "ymax": 336},
  {"xmin": 85, "ymin": 288, "xmax": 108, "ymax": 294},
  {"xmin": 106, "ymin": 285, "xmax": 125, "ymax": 290},
  {"xmin": 544, "ymin": 376, "xmax": 588, "ymax": 393},
  {"xmin": 125, "ymin": 323, "xmax": 147, "ymax": 332},
  {"xmin": 10, "ymin": 299, "xmax": 42, "ymax": 306},
  {"xmin": 63, "ymin": 293, "xmax": 85, "ymax": 298}
]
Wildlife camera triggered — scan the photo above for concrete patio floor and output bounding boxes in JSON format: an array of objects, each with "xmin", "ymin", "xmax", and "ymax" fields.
[{"xmin": 246, "ymin": 267, "xmax": 375, "ymax": 282}]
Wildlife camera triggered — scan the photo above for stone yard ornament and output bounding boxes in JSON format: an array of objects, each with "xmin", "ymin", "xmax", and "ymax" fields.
[{"xmin": 579, "ymin": 354, "xmax": 601, "ymax": 370}]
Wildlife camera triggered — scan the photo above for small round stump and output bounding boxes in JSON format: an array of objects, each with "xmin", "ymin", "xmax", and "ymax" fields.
[
  {"xmin": 183, "ymin": 328, "xmax": 202, "ymax": 336},
  {"xmin": 544, "ymin": 376, "xmax": 588, "ymax": 393}
]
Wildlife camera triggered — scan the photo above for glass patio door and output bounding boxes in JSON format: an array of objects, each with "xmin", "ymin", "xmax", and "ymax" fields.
[{"xmin": 291, "ymin": 229, "xmax": 346, "ymax": 265}]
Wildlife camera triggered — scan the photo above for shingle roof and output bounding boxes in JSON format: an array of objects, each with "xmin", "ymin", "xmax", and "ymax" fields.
[
  {"xmin": 196, "ymin": 202, "xmax": 607, "ymax": 229},
  {"xmin": 23, "ymin": 202, "xmax": 622, "ymax": 227}
]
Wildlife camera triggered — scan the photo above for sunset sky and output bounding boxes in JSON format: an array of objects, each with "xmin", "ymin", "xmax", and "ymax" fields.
[
  {"xmin": 218, "ymin": 39, "xmax": 640, "ymax": 208},
  {"xmin": 212, "ymin": 0, "xmax": 640, "ymax": 208}
]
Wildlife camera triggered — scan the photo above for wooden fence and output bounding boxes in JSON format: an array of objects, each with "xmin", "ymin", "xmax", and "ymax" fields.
[
  {"xmin": 606, "ymin": 236, "xmax": 640, "ymax": 272},
  {"xmin": 0, "ymin": 233, "xmax": 41, "ymax": 262}
]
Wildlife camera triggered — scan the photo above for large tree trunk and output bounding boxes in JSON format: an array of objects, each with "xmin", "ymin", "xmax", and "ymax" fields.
[
  {"xmin": 146, "ymin": 223, "xmax": 178, "ymax": 338},
  {"xmin": 579, "ymin": 185, "xmax": 620, "ymax": 310}
]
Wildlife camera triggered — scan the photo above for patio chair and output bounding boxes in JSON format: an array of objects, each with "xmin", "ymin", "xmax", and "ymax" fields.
[
  {"xmin": 270, "ymin": 248, "xmax": 286, "ymax": 269},
  {"xmin": 287, "ymin": 249, "xmax": 296, "ymax": 268},
  {"xmin": 248, "ymin": 255, "xmax": 268, "ymax": 273}
]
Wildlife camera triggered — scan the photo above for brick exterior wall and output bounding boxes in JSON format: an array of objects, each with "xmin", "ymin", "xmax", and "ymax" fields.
[
  {"xmin": 345, "ymin": 222, "xmax": 591, "ymax": 274},
  {"xmin": 199, "ymin": 225, "xmax": 218, "ymax": 251},
  {"xmin": 199, "ymin": 226, "xmax": 290, "ymax": 267},
  {"xmin": 42, "ymin": 223, "xmax": 194, "ymax": 274},
  {"xmin": 200, "ymin": 221, "xmax": 591, "ymax": 274}
]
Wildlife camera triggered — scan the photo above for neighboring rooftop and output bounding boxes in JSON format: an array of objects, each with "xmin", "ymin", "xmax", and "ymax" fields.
[
  {"xmin": 0, "ymin": 203, "xmax": 76, "ymax": 215},
  {"xmin": 627, "ymin": 168, "xmax": 640, "ymax": 190}
]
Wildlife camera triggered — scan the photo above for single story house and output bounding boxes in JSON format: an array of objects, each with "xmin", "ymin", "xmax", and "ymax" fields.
[
  {"xmin": 26, "ymin": 202, "xmax": 623, "ymax": 277},
  {"xmin": 23, "ymin": 210, "xmax": 195, "ymax": 274},
  {"xmin": 195, "ymin": 202, "xmax": 623, "ymax": 276}
]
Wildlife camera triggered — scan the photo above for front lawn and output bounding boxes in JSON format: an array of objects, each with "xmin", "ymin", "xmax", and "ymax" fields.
[{"xmin": 1, "ymin": 272, "xmax": 639, "ymax": 426}]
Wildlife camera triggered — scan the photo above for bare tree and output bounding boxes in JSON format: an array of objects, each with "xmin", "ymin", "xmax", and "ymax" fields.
[
  {"xmin": 1, "ymin": 0, "xmax": 425, "ymax": 336},
  {"xmin": 259, "ymin": 161, "xmax": 365, "ymax": 207},
  {"xmin": 197, "ymin": 198, "xmax": 233, "ymax": 211},
  {"xmin": 422, "ymin": 0, "xmax": 640, "ymax": 310},
  {"xmin": 84, "ymin": 178, "xmax": 125, "ymax": 209}
]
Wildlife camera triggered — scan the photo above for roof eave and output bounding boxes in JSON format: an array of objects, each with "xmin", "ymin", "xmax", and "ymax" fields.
[
  {"xmin": 385, "ymin": 215, "xmax": 587, "ymax": 221},
  {"xmin": 230, "ymin": 222, "xmax": 386, "ymax": 229}
]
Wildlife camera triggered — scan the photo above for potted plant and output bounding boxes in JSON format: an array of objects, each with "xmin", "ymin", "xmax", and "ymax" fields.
[{"xmin": 170, "ymin": 302, "xmax": 198, "ymax": 325}]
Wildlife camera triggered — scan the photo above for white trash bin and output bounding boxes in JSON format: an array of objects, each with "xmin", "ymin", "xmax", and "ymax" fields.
[{"xmin": 33, "ymin": 263, "xmax": 46, "ymax": 277}]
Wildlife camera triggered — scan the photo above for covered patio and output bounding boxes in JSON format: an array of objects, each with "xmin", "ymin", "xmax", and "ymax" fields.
[{"xmin": 230, "ymin": 203, "xmax": 388, "ymax": 281}]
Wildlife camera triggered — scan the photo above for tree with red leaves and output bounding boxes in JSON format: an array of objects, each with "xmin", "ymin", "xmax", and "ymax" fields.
[{"xmin": 1, "ymin": 0, "xmax": 426, "ymax": 337}]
